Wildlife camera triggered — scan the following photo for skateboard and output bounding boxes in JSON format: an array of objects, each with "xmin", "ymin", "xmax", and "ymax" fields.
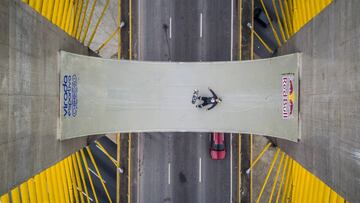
[{"xmin": 191, "ymin": 89, "xmax": 199, "ymax": 104}]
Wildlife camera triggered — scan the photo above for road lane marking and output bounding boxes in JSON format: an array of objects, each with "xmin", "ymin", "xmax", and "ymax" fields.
[
  {"xmin": 168, "ymin": 163, "xmax": 171, "ymax": 184},
  {"xmin": 200, "ymin": 13, "xmax": 203, "ymax": 38},
  {"xmin": 230, "ymin": 0, "xmax": 234, "ymax": 60},
  {"xmin": 169, "ymin": 17, "xmax": 172, "ymax": 39},
  {"xmin": 230, "ymin": 133, "xmax": 233, "ymax": 203},
  {"xmin": 81, "ymin": 191, "xmax": 94, "ymax": 202},
  {"xmin": 89, "ymin": 168, "xmax": 106, "ymax": 183},
  {"xmin": 199, "ymin": 157, "xmax": 202, "ymax": 183}
]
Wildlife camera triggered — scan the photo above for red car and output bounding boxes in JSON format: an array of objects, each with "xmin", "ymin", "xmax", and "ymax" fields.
[{"xmin": 210, "ymin": 132, "xmax": 226, "ymax": 160}]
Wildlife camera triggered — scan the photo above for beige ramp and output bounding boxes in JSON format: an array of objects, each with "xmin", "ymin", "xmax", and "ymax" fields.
[{"xmin": 58, "ymin": 51, "xmax": 301, "ymax": 141}]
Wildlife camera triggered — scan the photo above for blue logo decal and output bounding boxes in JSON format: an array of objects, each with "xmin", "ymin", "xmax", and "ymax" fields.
[{"xmin": 63, "ymin": 74, "xmax": 78, "ymax": 118}]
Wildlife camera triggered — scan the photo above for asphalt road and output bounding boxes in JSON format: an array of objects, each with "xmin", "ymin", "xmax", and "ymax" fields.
[
  {"xmin": 138, "ymin": 133, "xmax": 231, "ymax": 203},
  {"xmin": 139, "ymin": 0, "xmax": 232, "ymax": 61},
  {"xmin": 137, "ymin": 0, "xmax": 234, "ymax": 202}
]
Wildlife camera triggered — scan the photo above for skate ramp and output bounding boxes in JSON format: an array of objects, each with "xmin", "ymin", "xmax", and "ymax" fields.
[{"xmin": 58, "ymin": 51, "xmax": 301, "ymax": 141}]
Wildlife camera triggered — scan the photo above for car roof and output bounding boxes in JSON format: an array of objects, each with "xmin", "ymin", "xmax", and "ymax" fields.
[{"xmin": 212, "ymin": 133, "xmax": 224, "ymax": 144}]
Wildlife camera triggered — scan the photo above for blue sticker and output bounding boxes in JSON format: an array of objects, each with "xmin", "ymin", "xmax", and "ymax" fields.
[{"xmin": 63, "ymin": 74, "xmax": 78, "ymax": 118}]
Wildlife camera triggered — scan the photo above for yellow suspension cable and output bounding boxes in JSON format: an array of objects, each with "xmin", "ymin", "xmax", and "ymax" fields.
[
  {"xmin": 80, "ymin": 149, "xmax": 99, "ymax": 203},
  {"xmin": 116, "ymin": 133, "xmax": 121, "ymax": 203},
  {"xmin": 129, "ymin": 0, "xmax": 132, "ymax": 59},
  {"xmin": 76, "ymin": 0, "xmax": 89, "ymax": 39},
  {"xmin": 128, "ymin": 133, "xmax": 132, "ymax": 203},
  {"xmin": 86, "ymin": 146, "xmax": 113, "ymax": 203},
  {"xmin": 72, "ymin": 154, "xmax": 85, "ymax": 203},
  {"xmin": 96, "ymin": 28, "xmax": 120, "ymax": 53},
  {"xmin": 259, "ymin": 0, "xmax": 282, "ymax": 46},
  {"xmin": 239, "ymin": 0, "xmax": 242, "ymax": 60},
  {"xmin": 275, "ymin": 155, "xmax": 289, "ymax": 203},
  {"xmin": 268, "ymin": 152, "xmax": 285, "ymax": 202},
  {"xmin": 278, "ymin": 0, "xmax": 290, "ymax": 39},
  {"xmin": 272, "ymin": 0, "xmax": 286, "ymax": 42},
  {"xmin": 73, "ymin": 0, "xmax": 83, "ymax": 37},
  {"xmin": 250, "ymin": 133, "xmax": 253, "ymax": 203},
  {"xmin": 76, "ymin": 152, "xmax": 91, "ymax": 203},
  {"xmin": 87, "ymin": 0, "xmax": 110, "ymax": 46},
  {"xmin": 81, "ymin": 0, "xmax": 97, "ymax": 44},
  {"xmin": 252, "ymin": 29, "xmax": 274, "ymax": 54},
  {"xmin": 256, "ymin": 148, "xmax": 280, "ymax": 203},
  {"xmin": 248, "ymin": 142, "xmax": 272, "ymax": 172},
  {"xmin": 95, "ymin": 140, "xmax": 118, "ymax": 166}
]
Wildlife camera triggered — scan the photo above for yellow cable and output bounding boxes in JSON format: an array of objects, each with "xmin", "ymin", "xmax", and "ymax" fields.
[
  {"xmin": 129, "ymin": 0, "xmax": 132, "ymax": 59},
  {"xmin": 239, "ymin": 0, "xmax": 242, "ymax": 60},
  {"xmin": 11, "ymin": 187, "xmax": 21, "ymax": 203},
  {"xmin": 19, "ymin": 182, "xmax": 30, "ymax": 203},
  {"xmin": 116, "ymin": 133, "xmax": 121, "ymax": 203},
  {"xmin": 275, "ymin": 155, "xmax": 289, "ymax": 203},
  {"xmin": 272, "ymin": 0, "xmax": 286, "ymax": 42},
  {"xmin": 268, "ymin": 152, "xmax": 285, "ymax": 202},
  {"xmin": 96, "ymin": 28, "xmax": 120, "ymax": 53},
  {"xmin": 259, "ymin": 0, "xmax": 282, "ymax": 46},
  {"xmin": 250, "ymin": 134, "xmax": 253, "ymax": 203},
  {"xmin": 72, "ymin": 154, "xmax": 85, "ymax": 203},
  {"xmin": 76, "ymin": 152, "xmax": 91, "ymax": 203},
  {"xmin": 87, "ymin": 0, "xmax": 110, "ymax": 46},
  {"xmin": 118, "ymin": 0, "xmax": 122, "ymax": 59},
  {"xmin": 81, "ymin": 149, "xmax": 99, "ymax": 203},
  {"xmin": 81, "ymin": 0, "xmax": 97, "ymax": 44},
  {"xmin": 86, "ymin": 146, "xmax": 113, "ymax": 203},
  {"xmin": 28, "ymin": 178, "xmax": 37, "ymax": 203},
  {"xmin": 249, "ymin": 142, "xmax": 272, "ymax": 171},
  {"xmin": 76, "ymin": 0, "xmax": 89, "ymax": 39},
  {"xmin": 95, "ymin": 140, "xmax": 118, "ymax": 166},
  {"xmin": 256, "ymin": 148, "xmax": 280, "ymax": 203},
  {"xmin": 128, "ymin": 133, "xmax": 132, "ymax": 203}
]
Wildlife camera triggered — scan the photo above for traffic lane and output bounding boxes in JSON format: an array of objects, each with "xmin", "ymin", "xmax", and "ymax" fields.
[
  {"xmin": 202, "ymin": 133, "xmax": 231, "ymax": 203},
  {"xmin": 171, "ymin": 133, "xmax": 202, "ymax": 203},
  {"xmin": 140, "ymin": 0, "xmax": 171, "ymax": 61},
  {"xmin": 202, "ymin": 0, "xmax": 232, "ymax": 61},
  {"xmin": 170, "ymin": 0, "xmax": 203, "ymax": 61},
  {"xmin": 139, "ymin": 132, "xmax": 170, "ymax": 203}
]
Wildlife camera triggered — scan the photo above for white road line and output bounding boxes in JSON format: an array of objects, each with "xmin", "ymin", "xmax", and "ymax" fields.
[
  {"xmin": 199, "ymin": 157, "xmax": 202, "ymax": 183},
  {"xmin": 200, "ymin": 13, "xmax": 203, "ymax": 38},
  {"xmin": 230, "ymin": 0, "xmax": 234, "ymax": 60},
  {"xmin": 169, "ymin": 17, "xmax": 172, "ymax": 39},
  {"xmin": 81, "ymin": 191, "xmax": 94, "ymax": 202},
  {"xmin": 230, "ymin": 134, "xmax": 233, "ymax": 203},
  {"xmin": 168, "ymin": 163, "xmax": 171, "ymax": 184},
  {"xmin": 89, "ymin": 168, "xmax": 106, "ymax": 183}
]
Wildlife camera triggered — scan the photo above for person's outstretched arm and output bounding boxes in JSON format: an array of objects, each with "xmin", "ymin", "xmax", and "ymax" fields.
[{"xmin": 208, "ymin": 88, "xmax": 218, "ymax": 98}]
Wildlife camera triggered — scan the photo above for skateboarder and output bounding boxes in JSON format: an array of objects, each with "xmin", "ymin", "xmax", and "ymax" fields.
[{"xmin": 195, "ymin": 88, "xmax": 222, "ymax": 110}]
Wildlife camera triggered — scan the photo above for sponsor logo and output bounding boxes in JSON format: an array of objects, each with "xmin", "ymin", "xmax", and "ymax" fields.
[
  {"xmin": 282, "ymin": 74, "xmax": 295, "ymax": 119},
  {"xmin": 63, "ymin": 74, "xmax": 78, "ymax": 118}
]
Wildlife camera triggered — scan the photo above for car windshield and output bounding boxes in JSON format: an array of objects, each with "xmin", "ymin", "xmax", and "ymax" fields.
[{"xmin": 212, "ymin": 143, "xmax": 225, "ymax": 151}]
